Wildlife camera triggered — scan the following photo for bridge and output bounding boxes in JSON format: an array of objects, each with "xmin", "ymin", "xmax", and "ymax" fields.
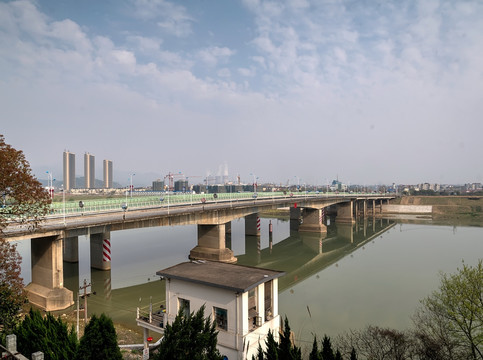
[{"xmin": 2, "ymin": 192, "xmax": 395, "ymax": 311}]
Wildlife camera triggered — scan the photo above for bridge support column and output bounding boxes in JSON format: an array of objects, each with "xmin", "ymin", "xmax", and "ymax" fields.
[
  {"xmin": 25, "ymin": 235, "xmax": 74, "ymax": 311},
  {"xmin": 190, "ymin": 224, "xmax": 237, "ymax": 263},
  {"xmin": 90, "ymin": 233, "xmax": 111, "ymax": 270},
  {"xmin": 290, "ymin": 207, "xmax": 301, "ymax": 231},
  {"xmin": 299, "ymin": 208, "xmax": 327, "ymax": 233},
  {"xmin": 363, "ymin": 200, "xmax": 368, "ymax": 218},
  {"xmin": 336, "ymin": 201, "xmax": 355, "ymax": 224},
  {"xmin": 245, "ymin": 214, "xmax": 260, "ymax": 236},
  {"xmin": 372, "ymin": 200, "xmax": 376, "ymax": 217},
  {"xmin": 63, "ymin": 236, "xmax": 78, "ymax": 263}
]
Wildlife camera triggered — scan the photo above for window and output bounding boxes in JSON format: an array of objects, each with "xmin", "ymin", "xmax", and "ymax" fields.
[
  {"xmin": 214, "ymin": 307, "xmax": 227, "ymax": 331},
  {"xmin": 178, "ymin": 298, "xmax": 190, "ymax": 318}
]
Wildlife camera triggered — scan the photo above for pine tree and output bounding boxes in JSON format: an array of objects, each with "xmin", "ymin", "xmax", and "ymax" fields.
[
  {"xmin": 252, "ymin": 343, "xmax": 265, "ymax": 360},
  {"xmin": 321, "ymin": 335, "xmax": 335, "ymax": 360},
  {"xmin": 265, "ymin": 330, "xmax": 279, "ymax": 360},
  {"xmin": 76, "ymin": 313, "xmax": 122, "ymax": 360},
  {"xmin": 350, "ymin": 347, "xmax": 357, "ymax": 360},
  {"xmin": 334, "ymin": 349, "xmax": 343, "ymax": 360},
  {"xmin": 154, "ymin": 304, "xmax": 223, "ymax": 360},
  {"xmin": 309, "ymin": 336, "xmax": 321, "ymax": 360},
  {"xmin": 278, "ymin": 316, "xmax": 302, "ymax": 360},
  {"xmin": 15, "ymin": 308, "xmax": 78, "ymax": 360}
]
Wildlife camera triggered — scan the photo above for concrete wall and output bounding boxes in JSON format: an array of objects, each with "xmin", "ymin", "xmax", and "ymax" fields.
[{"xmin": 382, "ymin": 205, "xmax": 432, "ymax": 214}]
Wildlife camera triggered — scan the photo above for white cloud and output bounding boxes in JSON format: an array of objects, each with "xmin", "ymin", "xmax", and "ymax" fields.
[
  {"xmin": 131, "ymin": 0, "xmax": 193, "ymax": 37},
  {"xmin": 196, "ymin": 46, "xmax": 235, "ymax": 67}
]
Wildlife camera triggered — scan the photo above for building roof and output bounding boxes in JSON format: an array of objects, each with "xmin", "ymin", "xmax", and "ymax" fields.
[{"xmin": 156, "ymin": 261, "xmax": 285, "ymax": 293}]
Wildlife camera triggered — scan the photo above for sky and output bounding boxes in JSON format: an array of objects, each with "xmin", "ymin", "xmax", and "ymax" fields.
[{"xmin": 1, "ymin": 0, "xmax": 482, "ymax": 187}]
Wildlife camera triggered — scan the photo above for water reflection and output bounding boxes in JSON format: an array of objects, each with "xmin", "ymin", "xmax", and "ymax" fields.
[
  {"xmin": 237, "ymin": 217, "xmax": 395, "ymax": 291},
  {"xmin": 15, "ymin": 216, "xmax": 483, "ymax": 344}
]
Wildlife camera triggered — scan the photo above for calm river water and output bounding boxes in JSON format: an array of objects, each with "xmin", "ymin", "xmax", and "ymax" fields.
[{"xmin": 14, "ymin": 216, "xmax": 483, "ymax": 348}]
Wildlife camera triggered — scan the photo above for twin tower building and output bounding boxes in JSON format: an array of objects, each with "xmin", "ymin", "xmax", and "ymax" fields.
[{"xmin": 63, "ymin": 151, "xmax": 113, "ymax": 191}]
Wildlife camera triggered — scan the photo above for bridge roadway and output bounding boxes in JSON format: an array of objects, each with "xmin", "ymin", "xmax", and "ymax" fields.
[{"xmin": 3, "ymin": 192, "xmax": 395, "ymax": 311}]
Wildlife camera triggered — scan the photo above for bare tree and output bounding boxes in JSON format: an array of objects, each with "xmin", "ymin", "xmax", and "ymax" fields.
[{"xmin": 336, "ymin": 325, "xmax": 416, "ymax": 360}]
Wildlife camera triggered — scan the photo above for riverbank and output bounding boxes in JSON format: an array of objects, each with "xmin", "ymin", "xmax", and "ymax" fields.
[{"xmin": 392, "ymin": 195, "xmax": 483, "ymax": 224}]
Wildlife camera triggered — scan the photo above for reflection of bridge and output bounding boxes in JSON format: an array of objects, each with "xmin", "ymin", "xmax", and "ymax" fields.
[
  {"xmin": 237, "ymin": 218, "xmax": 396, "ymax": 291},
  {"xmin": 3, "ymin": 192, "xmax": 394, "ymax": 311}
]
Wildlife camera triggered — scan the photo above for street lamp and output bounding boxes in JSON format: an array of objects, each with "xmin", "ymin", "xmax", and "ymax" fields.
[
  {"xmin": 249, "ymin": 173, "xmax": 258, "ymax": 193},
  {"xmin": 129, "ymin": 173, "xmax": 136, "ymax": 198},
  {"xmin": 294, "ymin": 176, "xmax": 300, "ymax": 192},
  {"xmin": 46, "ymin": 171, "xmax": 55, "ymax": 199},
  {"xmin": 61, "ymin": 184, "xmax": 66, "ymax": 225}
]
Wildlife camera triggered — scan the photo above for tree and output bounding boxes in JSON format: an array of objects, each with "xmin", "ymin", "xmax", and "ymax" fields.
[
  {"xmin": 154, "ymin": 304, "xmax": 223, "ymax": 360},
  {"xmin": 321, "ymin": 335, "xmax": 335, "ymax": 360},
  {"xmin": 0, "ymin": 134, "xmax": 51, "ymax": 231},
  {"xmin": 0, "ymin": 135, "xmax": 51, "ymax": 338},
  {"xmin": 350, "ymin": 347, "xmax": 357, "ymax": 360},
  {"xmin": 279, "ymin": 316, "xmax": 302, "ymax": 360},
  {"xmin": 413, "ymin": 260, "xmax": 483, "ymax": 360},
  {"xmin": 252, "ymin": 317, "xmax": 301, "ymax": 360},
  {"xmin": 309, "ymin": 336, "xmax": 321, "ymax": 360},
  {"xmin": 0, "ymin": 238, "xmax": 26, "ymax": 337},
  {"xmin": 15, "ymin": 308, "xmax": 78, "ymax": 360},
  {"xmin": 76, "ymin": 313, "xmax": 122, "ymax": 360},
  {"xmin": 336, "ymin": 326, "xmax": 413, "ymax": 360}
]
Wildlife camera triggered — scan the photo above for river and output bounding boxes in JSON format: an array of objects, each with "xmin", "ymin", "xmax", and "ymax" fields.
[{"xmin": 13, "ymin": 215, "xmax": 483, "ymax": 348}]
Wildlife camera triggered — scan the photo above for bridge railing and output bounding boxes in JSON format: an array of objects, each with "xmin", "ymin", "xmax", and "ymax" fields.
[{"xmin": 0, "ymin": 191, "xmax": 392, "ymax": 221}]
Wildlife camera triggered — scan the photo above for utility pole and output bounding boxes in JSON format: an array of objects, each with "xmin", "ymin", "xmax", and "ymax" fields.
[{"xmin": 79, "ymin": 279, "xmax": 92, "ymax": 324}]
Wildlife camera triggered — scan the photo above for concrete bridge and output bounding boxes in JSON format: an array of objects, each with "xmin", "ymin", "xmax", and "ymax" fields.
[{"xmin": 2, "ymin": 192, "xmax": 394, "ymax": 311}]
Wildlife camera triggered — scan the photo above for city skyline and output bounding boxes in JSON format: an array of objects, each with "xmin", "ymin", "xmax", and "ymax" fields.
[{"xmin": 1, "ymin": 0, "xmax": 482, "ymax": 185}]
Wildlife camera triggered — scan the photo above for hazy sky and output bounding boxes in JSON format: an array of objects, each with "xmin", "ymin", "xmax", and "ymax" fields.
[{"xmin": 1, "ymin": 0, "xmax": 482, "ymax": 186}]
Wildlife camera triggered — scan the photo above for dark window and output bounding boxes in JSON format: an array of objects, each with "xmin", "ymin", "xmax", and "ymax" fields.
[{"xmin": 214, "ymin": 307, "xmax": 227, "ymax": 331}]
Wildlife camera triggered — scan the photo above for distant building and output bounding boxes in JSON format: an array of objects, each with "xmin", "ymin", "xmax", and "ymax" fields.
[
  {"xmin": 152, "ymin": 180, "xmax": 165, "ymax": 191},
  {"xmin": 174, "ymin": 180, "xmax": 189, "ymax": 192},
  {"xmin": 103, "ymin": 159, "xmax": 113, "ymax": 189},
  {"xmin": 63, "ymin": 151, "xmax": 76, "ymax": 191},
  {"xmin": 84, "ymin": 153, "xmax": 95, "ymax": 189},
  {"xmin": 136, "ymin": 261, "xmax": 285, "ymax": 360}
]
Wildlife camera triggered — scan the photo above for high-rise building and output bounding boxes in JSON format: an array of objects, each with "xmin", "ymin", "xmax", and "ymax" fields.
[
  {"xmin": 152, "ymin": 180, "xmax": 165, "ymax": 191},
  {"xmin": 84, "ymin": 153, "xmax": 95, "ymax": 189},
  {"xmin": 103, "ymin": 159, "xmax": 113, "ymax": 189},
  {"xmin": 63, "ymin": 151, "xmax": 76, "ymax": 191}
]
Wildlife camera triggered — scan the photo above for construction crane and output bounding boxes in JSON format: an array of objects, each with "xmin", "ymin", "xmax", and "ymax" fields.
[
  {"xmin": 164, "ymin": 172, "xmax": 202, "ymax": 191},
  {"xmin": 164, "ymin": 172, "xmax": 184, "ymax": 191}
]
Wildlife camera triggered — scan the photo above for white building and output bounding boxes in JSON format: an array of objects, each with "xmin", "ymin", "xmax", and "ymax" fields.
[{"xmin": 137, "ymin": 260, "xmax": 285, "ymax": 359}]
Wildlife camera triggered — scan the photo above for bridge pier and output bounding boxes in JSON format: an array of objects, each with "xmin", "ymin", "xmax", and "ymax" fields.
[
  {"xmin": 25, "ymin": 235, "xmax": 74, "ymax": 311},
  {"xmin": 299, "ymin": 208, "xmax": 327, "ymax": 233},
  {"xmin": 90, "ymin": 232, "xmax": 111, "ymax": 270},
  {"xmin": 290, "ymin": 206, "xmax": 301, "ymax": 231},
  {"xmin": 335, "ymin": 201, "xmax": 355, "ymax": 224},
  {"xmin": 63, "ymin": 236, "xmax": 78, "ymax": 263},
  {"xmin": 245, "ymin": 214, "xmax": 260, "ymax": 236},
  {"xmin": 190, "ymin": 224, "xmax": 237, "ymax": 263}
]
